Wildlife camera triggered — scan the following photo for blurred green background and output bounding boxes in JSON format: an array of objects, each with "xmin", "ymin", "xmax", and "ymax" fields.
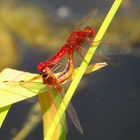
[
  {"xmin": 0, "ymin": 0, "xmax": 139, "ymax": 70},
  {"xmin": 0, "ymin": 0, "xmax": 140, "ymax": 140}
]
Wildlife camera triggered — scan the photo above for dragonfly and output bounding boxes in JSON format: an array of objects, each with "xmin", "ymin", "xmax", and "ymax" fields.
[
  {"xmin": 37, "ymin": 9, "xmax": 130, "ymax": 86},
  {"xmin": 37, "ymin": 9, "xmax": 98, "ymax": 73},
  {"xmin": 37, "ymin": 26, "xmax": 96, "ymax": 76}
]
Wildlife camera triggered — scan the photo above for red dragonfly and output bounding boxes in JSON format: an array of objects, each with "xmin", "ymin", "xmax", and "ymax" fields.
[
  {"xmin": 37, "ymin": 26, "xmax": 96, "ymax": 77},
  {"xmin": 41, "ymin": 50, "xmax": 74, "ymax": 87},
  {"xmin": 37, "ymin": 9, "xmax": 97, "ymax": 74}
]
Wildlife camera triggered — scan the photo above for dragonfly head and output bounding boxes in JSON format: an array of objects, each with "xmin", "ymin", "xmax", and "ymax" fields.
[
  {"xmin": 84, "ymin": 26, "xmax": 96, "ymax": 38},
  {"xmin": 37, "ymin": 62, "xmax": 46, "ymax": 73},
  {"xmin": 37, "ymin": 64, "xmax": 52, "ymax": 76},
  {"xmin": 41, "ymin": 68, "xmax": 58, "ymax": 86}
]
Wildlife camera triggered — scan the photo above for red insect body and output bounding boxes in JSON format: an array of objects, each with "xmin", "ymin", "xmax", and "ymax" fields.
[
  {"xmin": 37, "ymin": 44, "xmax": 70, "ymax": 72},
  {"xmin": 37, "ymin": 26, "xmax": 96, "ymax": 74},
  {"xmin": 42, "ymin": 50, "xmax": 74, "ymax": 87}
]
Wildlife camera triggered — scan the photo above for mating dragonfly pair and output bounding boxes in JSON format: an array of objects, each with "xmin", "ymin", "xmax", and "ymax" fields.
[{"xmin": 4, "ymin": 9, "xmax": 130, "ymax": 134}]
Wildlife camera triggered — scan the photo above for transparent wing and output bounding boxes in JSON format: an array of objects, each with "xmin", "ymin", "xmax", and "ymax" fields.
[
  {"xmin": 64, "ymin": 9, "xmax": 97, "ymax": 42},
  {"xmin": 67, "ymin": 102, "xmax": 83, "ymax": 134},
  {"xmin": 74, "ymin": 8, "xmax": 97, "ymax": 31},
  {"xmin": 73, "ymin": 9, "xmax": 131, "ymax": 55},
  {"xmin": 74, "ymin": 42, "xmax": 131, "ymax": 65},
  {"xmin": 95, "ymin": 43, "xmax": 131, "ymax": 55},
  {"xmin": 60, "ymin": 92, "xmax": 83, "ymax": 134}
]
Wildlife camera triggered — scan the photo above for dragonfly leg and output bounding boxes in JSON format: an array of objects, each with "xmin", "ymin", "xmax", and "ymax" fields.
[
  {"xmin": 26, "ymin": 75, "xmax": 41, "ymax": 83},
  {"xmin": 51, "ymin": 62, "xmax": 62, "ymax": 73}
]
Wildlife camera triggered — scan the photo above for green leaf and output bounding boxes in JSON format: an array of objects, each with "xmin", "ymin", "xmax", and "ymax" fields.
[
  {"xmin": 0, "ymin": 105, "xmax": 11, "ymax": 127},
  {"xmin": 0, "ymin": 68, "xmax": 47, "ymax": 108},
  {"xmin": 38, "ymin": 89, "xmax": 66, "ymax": 140},
  {"xmin": 0, "ymin": 68, "xmax": 47, "ymax": 127}
]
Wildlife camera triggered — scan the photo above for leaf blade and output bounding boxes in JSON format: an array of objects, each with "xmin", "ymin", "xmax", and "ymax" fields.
[
  {"xmin": 0, "ymin": 105, "xmax": 11, "ymax": 127},
  {"xmin": 0, "ymin": 68, "xmax": 47, "ymax": 108}
]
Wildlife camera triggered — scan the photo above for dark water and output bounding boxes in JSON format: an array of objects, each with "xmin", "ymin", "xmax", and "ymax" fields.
[{"xmin": 67, "ymin": 54, "xmax": 140, "ymax": 140}]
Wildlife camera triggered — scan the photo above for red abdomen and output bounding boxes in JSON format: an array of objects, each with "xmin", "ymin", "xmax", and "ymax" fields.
[{"xmin": 37, "ymin": 44, "xmax": 70, "ymax": 72}]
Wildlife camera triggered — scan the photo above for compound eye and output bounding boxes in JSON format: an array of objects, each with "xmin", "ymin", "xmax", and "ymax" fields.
[{"xmin": 37, "ymin": 62, "xmax": 45, "ymax": 72}]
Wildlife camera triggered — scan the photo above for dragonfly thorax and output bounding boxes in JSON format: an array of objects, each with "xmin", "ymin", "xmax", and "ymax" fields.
[{"xmin": 84, "ymin": 26, "xmax": 96, "ymax": 38}]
